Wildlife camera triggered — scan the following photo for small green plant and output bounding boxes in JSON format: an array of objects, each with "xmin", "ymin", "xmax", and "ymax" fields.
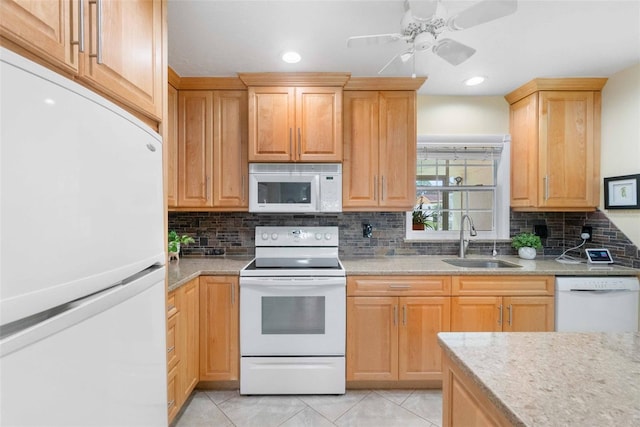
[
  {"xmin": 168, "ymin": 230, "xmax": 195, "ymax": 253},
  {"xmin": 511, "ymin": 232, "xmax": 542, "ymax": 250}
]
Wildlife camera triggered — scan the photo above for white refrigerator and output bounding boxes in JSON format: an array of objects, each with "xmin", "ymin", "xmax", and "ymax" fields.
[{"xmin": 0, "ymin": 48, "xmax": 168, "ymax": 426}]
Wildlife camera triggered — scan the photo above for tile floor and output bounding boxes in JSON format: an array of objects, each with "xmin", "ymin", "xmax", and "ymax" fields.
[{"xmin": 173, "ymin": 389, "xmax": 443, "ymax": 427}]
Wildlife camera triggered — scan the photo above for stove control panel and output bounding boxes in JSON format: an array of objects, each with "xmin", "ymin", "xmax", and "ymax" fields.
[{"xmin": 255, "ymin": 226, "xmax": 339, "ymax": 247}]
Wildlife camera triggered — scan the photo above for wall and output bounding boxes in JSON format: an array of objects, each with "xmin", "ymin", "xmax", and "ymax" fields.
[
  {"xmin": 169, "ymin": 92, "xmax": 640, "ymax": 268},
  {"xmin": 600, "ymin": 63, "xmax": 640, "ymax": 247}
]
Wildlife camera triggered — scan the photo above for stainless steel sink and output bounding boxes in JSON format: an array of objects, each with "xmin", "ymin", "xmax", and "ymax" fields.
[{"xmin": 442, "ymin": 259, "xmax": 523, "ymax": 269}]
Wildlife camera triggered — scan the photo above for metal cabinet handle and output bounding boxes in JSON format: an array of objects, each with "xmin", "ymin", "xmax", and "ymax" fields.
[
  {"xmin": 393, "ymin": 305, "xmax": 398, "ymax": 326},
  {"xmin": 71, "ymin": 0, "xmax": 85, "ymax": 52},
  {"xmin": 389, "ymin": 284, "xmax": 411, "ymax": 289},
  {"xmin": 289, "ymin": 128, "xmax": 293, "ymax": 158},
  {"xmin": 544, "ymin": 175, "xmax": 549, "ymax": 201},
  {"xmin": 373, "ymin": 175, "xmax": 378, "ymax": 201},
  {"xmin": 89, "ymin": 0, "xmax": 103, "ymax": 64},
  {"xmin": 167, "ymin": 400, "xmax": 175, "ymax": 409},
  {"xmin": 167, "ymin": 304, "xmax": 175, "ymax": 312},
  {"xmin": 402, "ymin": 305, "xmax": 407, "ymax": 326},
  {"xmin": 381, "ymin": 176, "xmax": 386, "ymax": 201},
  {"xmin": 507, "ymin": 304, "xmax": 512, "ymax": 326},
  {"xmin": 297, "ymin": 128, "xmax": 301, "ymax": 159},
  {"xmin": 498, "ymin": 304, "xmax": 503, "ymax": 325},
  {"xmin": 205, "ymin": 176, "xmax": 210, "ymax": 200},
  {"xmin": 167, "ymin": 346, "xmax": 175, "ymax": 353}
]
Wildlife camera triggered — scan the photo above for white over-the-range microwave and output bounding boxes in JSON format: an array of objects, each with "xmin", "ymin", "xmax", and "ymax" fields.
[{"xmin": 248, "ymin": 163, "xmax": 342, "ymax": 213}]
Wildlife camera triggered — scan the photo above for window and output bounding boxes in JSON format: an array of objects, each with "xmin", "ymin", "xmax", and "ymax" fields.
[{"xmin": 406, "ymin": 135, "xmax": 510, "ymax": 240}]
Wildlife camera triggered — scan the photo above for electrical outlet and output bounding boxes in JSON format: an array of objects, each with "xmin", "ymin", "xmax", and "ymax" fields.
[
  {"xmin": 533, "ymin": 224, "xmax": 548, "ymax": 238},
  {"xmin": 581, "ymin": 226, "xmax": 593, "ymax": 241},
  {"xmin": 362, "ymin": 223, "xmax": 373, "ymax": 238}
]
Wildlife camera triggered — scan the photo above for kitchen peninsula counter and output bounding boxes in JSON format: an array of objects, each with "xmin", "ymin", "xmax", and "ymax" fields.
[
  {"xmin": 438, "ymin": 332, "xmax": 640, "ymax": 426},
  {"xmin": 167, "ymin": 256, "xmax": 639, "ymax": 291}
]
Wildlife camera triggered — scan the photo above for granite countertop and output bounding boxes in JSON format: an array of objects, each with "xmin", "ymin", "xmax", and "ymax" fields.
[
  {"xmin": 438, "ymin": 332, "xmax": 640, "ymax": 426},
  {"xmin": 167, "ymin": 255, "xmax": 639, "ymax": 291}
]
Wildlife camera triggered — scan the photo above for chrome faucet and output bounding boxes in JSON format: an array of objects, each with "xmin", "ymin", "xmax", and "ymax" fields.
[{"xmin": 459, "ymin": 214, "xmax": 477, "ymax": 258}]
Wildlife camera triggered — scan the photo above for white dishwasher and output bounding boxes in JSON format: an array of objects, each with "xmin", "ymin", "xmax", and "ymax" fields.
[{"xmin": 555, "ymin": 276, "xmax": 639, "ymax": 332}]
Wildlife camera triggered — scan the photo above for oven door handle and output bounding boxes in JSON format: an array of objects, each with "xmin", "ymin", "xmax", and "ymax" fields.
[{"xmin": 241, "ymin": 277, "xmax": 346, "ymax": 289}]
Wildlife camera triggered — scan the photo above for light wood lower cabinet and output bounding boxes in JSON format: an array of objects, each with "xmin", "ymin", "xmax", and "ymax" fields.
[
  {"xmin": 346, "ymin": 276, "xmax": 451, "ymax": 383},
  {"xmin": 451, "ymin": 276, "xmax": 555, "ymax": 332},
  {"xmin": 166, "ymin": 278, "xmax": 199, "ymax": 424},
  {"xmin": 199, "ymin": 276, "xmax": 239, "ymax": 381}
]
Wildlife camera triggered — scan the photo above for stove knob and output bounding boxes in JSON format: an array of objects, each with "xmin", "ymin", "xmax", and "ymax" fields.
[
  {"xmin": 261, "ymin": 233, "xmax": 269, "ymax": 241},
  {"xmin": 315, "ymin": 233, "xmax": 323, "ymax": 240},
  {"xmin": 324, "ymin": 233, "xmax": 332, "ymax": 240},
  {"xmin": 271, "ymin": 233, "xmax": 278, "ymax": 240}
]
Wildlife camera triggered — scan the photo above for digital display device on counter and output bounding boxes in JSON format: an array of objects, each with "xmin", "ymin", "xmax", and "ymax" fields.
[{"xmin": 585, "ymin": 248, "xmax": 614, "ymax": 264}]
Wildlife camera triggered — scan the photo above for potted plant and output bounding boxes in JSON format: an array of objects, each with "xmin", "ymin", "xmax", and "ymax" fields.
[
  {"xmin": 168, "ymin": 230, "xmax": 195, "ymax": 260},
  {"xmin": 511, "ymin": 232, "xmax": 542, "ymax": 259},
  {"xmin": 412, "ymin": 195, "xmax": 437, "ymax": 230}
]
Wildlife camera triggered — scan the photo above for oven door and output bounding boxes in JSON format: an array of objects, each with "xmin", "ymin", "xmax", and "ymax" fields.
[
  {"xmin": 249, "ymin": 173, "xmax": 319, "ymax": 213},
  {"xmin": 240, "ymin": 276, "xmax": 345, "ymax": 356}
]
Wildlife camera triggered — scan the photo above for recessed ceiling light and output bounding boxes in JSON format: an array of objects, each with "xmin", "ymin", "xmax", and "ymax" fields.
[
  {"xmin": 464, "ymin": 76, "xmax": 486, "ymax": 86},
  {"xmin": 282, "ymin": 51, "xmax": 301, "ymax": 64}
]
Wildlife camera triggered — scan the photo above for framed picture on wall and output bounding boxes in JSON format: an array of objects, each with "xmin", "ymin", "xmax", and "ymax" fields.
[{"xmin": 604, "ymin": 174, "xmax": 640, "ymax": 209}]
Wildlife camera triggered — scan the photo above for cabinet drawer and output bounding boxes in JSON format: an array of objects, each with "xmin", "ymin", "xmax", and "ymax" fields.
[
  {"xmin": 166, "ymin": 314, "xmax": 179, "ymax": 370},
  {"xmin": 452, "ymin": 276, "xmax": 554, "ymax": 296},
  {"xmin": 167, "ymin": 292, "xmax": 178, "ymax": 319},
  {"xmin": 347, "ymin": 276, "xmax": 451, "ymax": 296}
]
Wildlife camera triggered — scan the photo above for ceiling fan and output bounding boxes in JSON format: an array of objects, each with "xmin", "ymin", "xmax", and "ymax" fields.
[{"xmin": 347, "ymin": 0, "xmax": 518, "ymax": 74}]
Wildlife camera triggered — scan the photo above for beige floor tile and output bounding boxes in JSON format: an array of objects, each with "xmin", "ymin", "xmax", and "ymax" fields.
[
  {"xmin": 204, "ymin": 389, "xmax": 240, "ymax": 405},
  {"xmin": 279, "ymin": 407, "xmax": 336, "ymax": 427},
  {"xmin": 174, "ymin": 392, "xmax": 233, "ymax": 427},
  {"xmin": 217, "ymin": 395, "xmax": 307, "ymax": 427},
  {"xmin": 335, "ymin": 393, "xmax": 433, "ymax": 427},
  {"xmin": 401, "ymin": 390, "xmax": 443, "ymax": 427},
  {"xmin": 374, "ymin": 389, "xmax": 414, "ymax": 405},
  {"xmin": 298, "ymin": 390, "xmax": 370, "ymax": 421}
]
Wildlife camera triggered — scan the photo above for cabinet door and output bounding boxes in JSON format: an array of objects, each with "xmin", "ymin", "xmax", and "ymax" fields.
[
  {"xmin": 247, "ymin": 87, "xmax": 295, "ymax": 161},
  {"xmin": 503, "ymin": 296, "xmax": 554, "ymax": 332},
  {"xmin": 167, "ymin": 364, "xmax": 179, "ymax": 424},
  {"xmin": 398, "ymin": 297, "xmax": 450, "ymax": 381},
  {"xmin": 178, "ymin": 91, "xmax": 213, "ymax": 207},
  {"xmin": 79, "ymin": 0, "xmax": 162, "ymax": 120},
  {"xmin": 0, "ymin": 0, "xmax": 78, "ymax": 73},
  {"xmin": 296, "ymin": 87, "xmax": 342, "ymax": 161},
  {"xmin": 212, "ymin": 91, "xmax": 248, "ymax": 208},
  {"xmin": 378, "ymin": 91, "xmax": 416, "ymax": 209},
  {"xmin": 539, "ymin": 91, "xmax": 597, "ymax": 208},
  {"xmin": 342, "ymin": 91, "xmax": 379, "ymax": 209},
  {"xmin": 178, "ymin": 279, "xmax": 199, "ymax": 403},
  {"xmin": 509, "ymin": 93, "xmax": 539, "ymax": 208},
  {"xmin": 451, "ymin": 297, "xmax": 502, "ymax": 332},
  {"xmin": 199, "ymin": 276, "xmax": 239, "ymax": 381},
  {"xmin": 347, "ymin": 296, "xmax": 398, "ymax": 381},
  {"xmin": 167, "ymin": 84, "xmax": 179, "ymax": 207}
]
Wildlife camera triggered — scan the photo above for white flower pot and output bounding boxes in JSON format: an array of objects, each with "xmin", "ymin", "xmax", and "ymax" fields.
[{"xmin": 518, "ymin": 247, "xmax": 537, "ymax": 260}]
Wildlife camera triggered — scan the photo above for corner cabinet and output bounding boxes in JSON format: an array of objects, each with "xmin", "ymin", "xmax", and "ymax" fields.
[
  {"xmin": 505, "ymin": 78, "xmax": 607, "ymax": 211},
  {"xmin": 450, "ymin": 275, "xmax": 555, "ymax": 332},
  {"xmin": 346, "ymin": 276, "xmax": 450, "ymax": 384},
  {"xmin": 342, "ymin": 78, "xmax": 425, "ymax": 211},
  {"xmin": 1, "ymin": 0, "xmax": 164, "ymax": 122},
  {"xmin": 239, "ymin": 73, "xmax": 350, "ymax": 162}
]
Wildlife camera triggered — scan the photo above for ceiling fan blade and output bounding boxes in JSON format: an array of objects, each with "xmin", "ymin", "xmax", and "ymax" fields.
[
  {"xmin": 407, "ymin": 0, "xmax": 439, "ymax": 20},
  {"xmin": 347, "ymin": 34, "xmax": 405, "ymax": 48},
  {"xmin": 447, "ymin": 0, "xmax": 518, "ymax": 31},
  {"xmin": 378, "ymin": 49, "xmax": 414, "ymax": 74},
  {"xmin": 433, "ymin": 38, "xmax": 476, "ymax": 66}
]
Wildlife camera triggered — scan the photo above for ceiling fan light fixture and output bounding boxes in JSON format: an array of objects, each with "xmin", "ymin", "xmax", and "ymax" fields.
[
  {"xmin": 281, "ymin": 51, "xmax": 301, "ymax": 64},
  {"xmin": 464, "ymin": 76, "xmax": 486, "ymax": 86}
]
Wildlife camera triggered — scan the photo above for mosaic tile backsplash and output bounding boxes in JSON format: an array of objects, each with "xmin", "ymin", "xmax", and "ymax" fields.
[{"xmin": 168, "ymin": 210, "xmax": 639, "ymax": 268}]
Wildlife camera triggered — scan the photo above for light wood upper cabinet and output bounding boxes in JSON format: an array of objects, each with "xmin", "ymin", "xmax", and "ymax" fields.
[
  {"xmin": 247, "ymin": 86, "xmax": 342, "ymax": 162},
  {"xmin": 506, "ymin": 78, "xmax": 606, "ymax": 211},
  {"xmin": 0, "ymin": 0, "xmax": 78, "ymax": 73},
  {"xmin": 167, "ymin": 83, "xmax": 179, "ymax": 207},
  {"xmin": 212, "ymin": 91, "xmax": 248, "ymax": 208},
  {"xmin": 343, "ymin": 91, "xmax": 416, "ymax": 211},
  {"xmin": 178, "ymin": 91, "xmax": 213, "ymax": 207},
  {"xmin": 1, "ymin": 0, "xmax": 164, "ymax": 121},
  {"xmin": 199, "ymin": 276, "xmax": 239, "ymax": 381}
]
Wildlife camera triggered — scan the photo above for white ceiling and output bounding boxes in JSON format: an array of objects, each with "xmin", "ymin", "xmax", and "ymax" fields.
[{"xmin": 168, "ymin": 0, "xmax": 640, "ymax": 96}]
